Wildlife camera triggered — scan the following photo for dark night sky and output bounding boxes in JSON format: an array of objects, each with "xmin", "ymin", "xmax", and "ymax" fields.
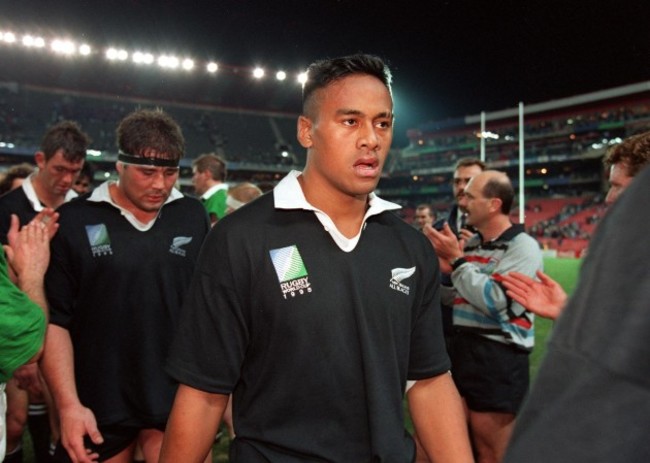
[{"xmin": 1, "ymin": 0, "xmax": 649, "ymax": 146}]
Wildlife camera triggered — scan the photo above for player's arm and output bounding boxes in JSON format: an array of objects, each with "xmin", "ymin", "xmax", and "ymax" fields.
[
  {"xmin": 408, "ymin": 373, "xmax": 473, "ymax": 463},
  {"xmin": 160, "ymin": 384, "xmax": 229, "ymax": 463},
  {"xmin": 5, "ymin": 211, "xmax": 57, "ymax": 313},
  {"xmin": 499, "ymin": 270, "xmax": 567, "ymax": 320},
  {"xmin": 41, "ymin": 325, "xmax": 102, "ymax": 463},
  {"xmin": 452, "ymin": 237, "xmax": 541, "ymax": 319}
]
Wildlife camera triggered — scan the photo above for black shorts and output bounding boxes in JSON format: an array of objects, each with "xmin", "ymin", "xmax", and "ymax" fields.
[
  {"xmin": 449, "ymin": 332, "xmax": 529, "ymax": 414},
  {"xmin": 53, "ymin": 422, "xmax": 166, "ymax": 462}
]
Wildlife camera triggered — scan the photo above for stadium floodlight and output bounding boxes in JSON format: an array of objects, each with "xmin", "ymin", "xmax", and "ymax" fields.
[
  {"xmin": 479, "ymin": 131, "xmax": 499, "ymax": 140},
  {"xmin": 182, "ymin": 58, "xmax": 194, "ymax": 71},
  {"xmin": 78, "ymin": 44, "xmax": 91, "ymax": 56},
  {"xmin": 2, "ymin": 32, "xmax": 17, "ymax": 43},
  {"xmin": 133, "ymin": 51, "xmax": 154, "ymax": 64},
  {"xmin": 51, "ymin": 39, "xmax": 76, "ymax": 55},
  {"xmin": 206, "ymin": 62, "xmax": 218, "ymax": 73},
  {"xmin": 253, "ymin": 67, "xmax": 265, "ymax": 79},
  {"xmin": 22, "ymin": 35, "xmax": 40, "ymax": 47},
  {"xmin": 158, "ymin": 55, "xmax": 180, "ymax": 69},
  {"xmin": 276, "ymin": 70, "xmax": 287, "ymax": 81},
  {"xmin": 297, "ymin": 72, "xmax": 308, "ymax": 85},
  {"xmin": 106, "ymin": 48, "xmax": 118, "ymax": 60},
  {"xmin": 106, "ymin": 47, "xmax": 128, "ymax": 61}
]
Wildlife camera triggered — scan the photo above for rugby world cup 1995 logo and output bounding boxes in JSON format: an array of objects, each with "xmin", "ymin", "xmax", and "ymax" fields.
[{"xmin": 269, "ymin": 245, "xmax": 312, "ymax": 299}]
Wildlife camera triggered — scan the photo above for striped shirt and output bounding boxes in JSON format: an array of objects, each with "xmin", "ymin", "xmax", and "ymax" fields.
[{"xmin": 441, "ymin": 224, "xmax": 543, "ymax": 351}]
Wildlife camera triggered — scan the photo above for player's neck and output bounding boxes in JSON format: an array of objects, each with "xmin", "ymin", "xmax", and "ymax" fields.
[
  {"xmin": 298, "ymin": 175, "xmax": 368, "ymax": 239},
  {"xmin": 478, "ymin": 216, "xmax": 512, "ymax": 242},
  {"xmin": 32, "ymin": 175, "xmax": 66, "ymax": 209},
  {"xmin": 109, "ymin": 183, "xmax": 159, "ymax": 224}
]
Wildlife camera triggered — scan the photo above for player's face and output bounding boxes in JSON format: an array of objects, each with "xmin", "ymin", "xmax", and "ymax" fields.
[
  {"xmin": 605, "ymin": 162, "xmax": 633, "ymax": 205},
  {"xmin": 414, "ymin": 209, "xmax": 433, "ymax": 229},
  {"xmin": 36, "ymin": 150, "xmax": 84, "ymax": 197},
  {"xmin": 73, "ymin": 175, "xmax": 91, "ymax": 195},
  {"xmin": 191, "ymin": 168, "xmax": 209, "ymax": 196},
  {"xmin": 117, "ymin": 163, "xmax": 179, "ymax": 212},
  {"xmin": 298, "ymin": 74, "xmax": 393, "ymax": 201},
  {"xmin": 463, "ymin": 176, "xmax": 492, "ymax": 227},
  {"xmin": 453, "ymin": 164, "xmax": 484, "ymax": 211}
]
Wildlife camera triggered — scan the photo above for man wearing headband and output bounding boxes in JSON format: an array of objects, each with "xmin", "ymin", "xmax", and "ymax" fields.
[{"xmin": 41, "ymin": 109, "xmax": 210, "ymax": 463}]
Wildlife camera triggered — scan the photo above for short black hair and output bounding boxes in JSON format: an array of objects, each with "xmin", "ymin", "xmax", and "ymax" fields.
[
  {"xmin": 41, "ymin": 120, "xmax": 91, "ymax": 163},
  {"xmin": 302, "ymin": 54, "xmax": 392, "ymax": 116},
  {"xmin": 117, "ymin": 109, "xmax": 185, "ymax": 161}
]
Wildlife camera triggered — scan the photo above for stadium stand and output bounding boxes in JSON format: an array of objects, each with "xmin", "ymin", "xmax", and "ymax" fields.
[
  {"xmin": 377, "ymin": 82, "xmax": 650, "ymax": 254},
  {"xmin": 0, "ymin": 83, "xmax": 304, "ymax": 192},
  {"xmin": 1, "ymin": 55, "xmax": 650, "ymax": 255}
]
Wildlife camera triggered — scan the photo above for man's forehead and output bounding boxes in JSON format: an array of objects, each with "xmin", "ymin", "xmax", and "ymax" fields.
[
  {"xmin": 454, "ymin": 165, "xmax": 483, "ymax": 178},
  {"xmin": 319, "ymin": 76, "xmax": 392, "ymax": 108},
  {"xmin": 137, "ymin": 165, "xmax": 179, "ymax": 172},
  {"xmin": 609, "ymin": 162, "xmax": 632, "ymax": 182},
  {"xmin": 47, "ymin": 152, "xmax": 84, "ymax": 167},
  {"xmin": 465, "ymin": 176, "xmax": 483, "ymax": 193}
]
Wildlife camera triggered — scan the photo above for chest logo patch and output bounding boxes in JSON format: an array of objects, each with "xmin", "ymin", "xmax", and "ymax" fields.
[
  {"xmin": 390, "ymin": 267, "xmax": 415, "ymax": 295},
  {"xmin": 169, "ymin": 236, "xmax": 192, "ymax": 257},
  {"xmin": 269, "ymin": 245, "xmax": 312, "ymax": 299},
  {"xmin": 86, "ymin": 224, "xmax": 113, "ymax": 257}
]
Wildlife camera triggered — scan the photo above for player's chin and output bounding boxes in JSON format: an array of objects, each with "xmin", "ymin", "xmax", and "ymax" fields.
[{"xmin": 140, "ymin": 199, "xmax": 166, "ymax": 211}]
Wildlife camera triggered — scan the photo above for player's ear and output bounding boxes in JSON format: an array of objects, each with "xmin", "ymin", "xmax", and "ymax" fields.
[
  {"xmin": 34, "ymin": 151, "xmax": 46, "ymax": 169},
  {"xmin": 297, "ymin": 115, "xmax": 313, "ymax": 149},
  {"xmin": 489, "ymin": 197, "xmax": 503, "ymax": 213}
]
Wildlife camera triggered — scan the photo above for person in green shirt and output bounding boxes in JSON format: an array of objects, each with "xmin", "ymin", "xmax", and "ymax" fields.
[
  {"xmin": 0, "ymin": 209, "xmax": 58, "ymax": 461},
  {"xmin": 191, "ymin": 153, "xmax": 228, "ymax": 225}
]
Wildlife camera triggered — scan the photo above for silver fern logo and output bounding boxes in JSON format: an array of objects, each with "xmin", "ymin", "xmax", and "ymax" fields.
[
  {"xmin": 389, "ymin": 267, "xmax": 416, "ymax": 295},
  {"xmin": 169, "ymin": 236, "xmax": 193, "ymax": 257}
]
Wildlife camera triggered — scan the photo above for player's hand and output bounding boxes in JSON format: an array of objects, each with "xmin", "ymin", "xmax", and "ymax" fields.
[
  {"xmin": 33, "ymin": 208, "xmax": 60, "ymax": 240},
  {"xmin": 12, "ymin": 363, "xmax": 44, "ymax": 396},
  {"xmin": 4, "ymin": 211, "xmax": 58, "ymax": 282},
  {"xmin": 458, "ymin": 228, "xmax": 476, "ymax": 246},
  {"xmin": 423, "ymin": 223, "xmax": 463, "ymax": 261},
  {"xmin": 58, "ymin": 404, "xmax": 103, "ymax": 463},
  {"xmin": 496, "ymin": 270, "xmax": 568, "ymax": 320}
]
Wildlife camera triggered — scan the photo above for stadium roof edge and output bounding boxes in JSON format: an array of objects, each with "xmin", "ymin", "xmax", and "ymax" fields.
[
  {"xmin": 4, "ymin": 81, "xmax": 300, "ymax": 119},
  {"xmin": 464, "ymin": 80, "xmax": 650, "ymax": 125}
]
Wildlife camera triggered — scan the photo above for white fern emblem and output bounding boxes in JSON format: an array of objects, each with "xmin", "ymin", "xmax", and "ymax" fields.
[
  {"xmin": 391, "ymin": 267, "xmax": 416, "ymax": 283},
  {"xmin": 172, "ymin": 236, "xmax": 193, "ymax": 248}
]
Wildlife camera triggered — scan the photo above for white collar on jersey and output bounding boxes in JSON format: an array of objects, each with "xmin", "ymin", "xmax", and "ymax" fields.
[{"xmin": 273, "ymin": 170, "xmax": 400, "ymax": 252}]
